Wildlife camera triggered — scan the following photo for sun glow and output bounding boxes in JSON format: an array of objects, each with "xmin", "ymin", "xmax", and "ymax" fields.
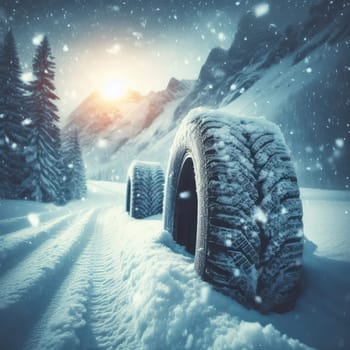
[{"xmin": 100, "ymin": 79, "xmax": 126, "ymax": 100}]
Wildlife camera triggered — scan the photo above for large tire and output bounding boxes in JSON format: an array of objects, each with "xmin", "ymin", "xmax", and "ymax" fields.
[
  {"xmin": 126, "ymin": 161, "xmax": 164, "ymax": 219},
  {"xmin": 164, "ymin": 109, "xmax": 303, "ymax": 312}
]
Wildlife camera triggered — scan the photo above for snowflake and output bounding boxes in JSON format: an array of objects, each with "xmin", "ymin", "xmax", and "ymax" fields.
[
  {"xmin": 21, "ymin": 72, "xmax": 33, "ymax": 83},
  {"xmin": 21, "ymin": 118, "xmax": 32, "ymax": 126},
  {"xmin": 254, "ymin": 295, "xmax": 263, "ymax": 304},
  {"xmin": 305, "ymin": 145, "xmax": 313, "ymax": 153},
  {"xmin": 306, "ymin": 67, "xmax": 312, "ymax": 74},
  {"xmin": 132, "ymin": 31, "xmax": 143, "ymax": 40},
  {"xmin": 106, "ymin": 43, "xmax": 121, "ymax": 55},
  {"xmin": 111, "ymin": 5, "xmax": 120, "ymax": 12},
  {"xmin": 179, "ymin": 191, "xmax": 191, "ymax": 199},
  {"xmin": 218, "ymin": 32, "xmax": 226, "ymax": 41},
  {"xmin": 254, "ymin": 207, "xmax": 268, "ymax": 224},
  {"xmin": 27, "ymin": 213, "xmax": 40, "ymax": 227},
  {"xmin": 296, "ymin": 229, "xmax": 304, "ymax": 238},
  {"xmin": 281, "ymin": 206, "xmax": 288, "ymax": 215},
  {"xmin": 335, "ymin": 138, "xmax": 344, "ymax": 148},
  {"xmin": 97, "ymin": 138, "xmax": 108, "ymax": 148},
  {"xmin": 254, "ymin": 3, "xmax": 270, "ymax": 17},
  {"xmin": 225, "ymin": 239, "xmax": 232, "ymax": 247},
  {"xmin": 32, "ymin": 33, "xmax": 44, "ymax": 46}
]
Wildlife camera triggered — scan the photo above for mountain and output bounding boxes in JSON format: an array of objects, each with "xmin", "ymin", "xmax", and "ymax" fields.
[
  {"xmin": 65, "ymin": 0, "xmax": 349, "ymax": 189},
  {"xmin": 175, "ymin": 0, "xmax": 350, "ymax": 119},
  {"xmin": 173, "ymin": 0, "xmax": 350, "ymax": 189},
  {"xmin": 63, "ymin": 78, "xmax": 194, "ymax": 180}
]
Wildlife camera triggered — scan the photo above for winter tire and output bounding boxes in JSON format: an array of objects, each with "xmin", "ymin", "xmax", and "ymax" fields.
[
  {"xmin": 126, "ymin": 161, "xmax": 164, "ymax": 219},
  {"xmin": 164, "ymin": 109, "xmax": 303, "ymax": 313}
]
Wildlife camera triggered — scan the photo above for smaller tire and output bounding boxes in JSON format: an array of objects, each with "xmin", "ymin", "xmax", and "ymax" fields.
[{"xmin": 126, "ymin": 161, "xmax": 164, "ymax": 219}]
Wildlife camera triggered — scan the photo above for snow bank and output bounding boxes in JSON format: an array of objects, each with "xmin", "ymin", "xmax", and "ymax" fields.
[
  {"xmin": 0, "ymin": 181, "xmax": 348, "ymax": 349},
  {"xmin": 108, "ymin": 211, "xmax": 308, "ymax": 350},
  {"xmin": 302, "ymin": 188, "xmax": 350, "ymax": 262}
]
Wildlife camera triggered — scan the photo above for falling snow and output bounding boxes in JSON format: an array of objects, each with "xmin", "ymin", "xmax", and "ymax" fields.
[
  {"xmin": 254, "ymin": 207, "xmax": 268, "ymax": 224},
  {"xmin": 335, "ymin": 138, "xmax": 344, "ymax": 148},
  {"xmin": 218, "ymin": 32, "xmax": 226, "ymax": 41},
  {"xmin": 32, "ymin": 33, "xmax": 44, "ymax": 46},
  {"xmin": 27, "ymin": 213, "xmax": 40, "ymax": 227},
  {"xmin": 254, "ymin": 295, "xmax": 263, "ymax": 304},
  {"xmin": 253, "ymin": 3, "xmax": 270, "ymax": 18},
  {"xmin": 106, "ymin": 43, "xmax": 121, "ymax": 55},
  {"xmin": 21, "ymin": 72, "xmax": 34, "ymax": 83},
  {"xmin": 179, "ymin": 191, "xmax": 191, "ymax": 199},
  {"xmin": 97, "ymin": 139, "xmax": 108, "ymax": 148}
]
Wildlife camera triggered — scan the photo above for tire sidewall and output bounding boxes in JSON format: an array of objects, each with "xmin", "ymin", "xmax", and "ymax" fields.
[{"xmin": 164, "ymin": 118, "xmax": 209, "ymax": 277}]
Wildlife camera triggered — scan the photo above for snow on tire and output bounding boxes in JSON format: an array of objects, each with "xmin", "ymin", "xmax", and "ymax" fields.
[
  {"xmin": 126, "ymin": 161, "xmax": 164, "ymax": 219},
  {"xmin": 164, "ymin": 109, "xmax": 303, "ymax": 313}
]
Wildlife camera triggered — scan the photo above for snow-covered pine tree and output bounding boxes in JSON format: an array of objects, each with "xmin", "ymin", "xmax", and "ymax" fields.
[
  {"xmin": 22, "ymin": 36, "xmax": 62, "ymax": 202},
  {"xmin": 0, "ymin": 29, "xmax": 28, "ymax": 199},
  {"xmin": 61, "ymin": 129, "xmax": 87, "ymax": 201}
]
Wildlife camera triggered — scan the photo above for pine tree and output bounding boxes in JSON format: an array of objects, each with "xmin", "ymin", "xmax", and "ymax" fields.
[
  {"xmin": 61, "ymin": 129, "xmax": 87, "ymax": 201},
  {"xmin": 22, "ymin": 36, "xmax": 61, "ymax": 202},
  {"xmin": 0, "ymin": 29, "xmax": 28, "ymax": 199}
]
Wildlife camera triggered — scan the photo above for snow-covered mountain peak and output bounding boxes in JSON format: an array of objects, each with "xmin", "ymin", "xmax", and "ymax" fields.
[
  {"xmin": 63, "ymin": 78, "xmax": 194, "ymax": 179},
  {"xmin": 228, "ymin": 12, "xmax": 281, "ymax": 61},
  {"xmin": 64, "ymin": 0, "xmax": 349, "ymax": 189}
]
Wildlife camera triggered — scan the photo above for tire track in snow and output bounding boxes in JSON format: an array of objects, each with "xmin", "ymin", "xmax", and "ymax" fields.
[
  {"xmin": 0, "ymin": 207, "xmax": 77, "ymax": 235},
  {"xmin": 0, "ymin": 209, "xmax": 97, "ymax": 350},
  {"xmin": 24, "ymin": 211, "xmax": 100, "ymax": 350},
  {"xmin": 84, "ymin": 208, "xmax": 140, "ymax": 350},
  {"xmin": 0, "ymin": 212, "xmax": 75, "ymax": 274},
  {"xmin": 23, "ymin": 207, "xmax": 137, "ymax": 350}
]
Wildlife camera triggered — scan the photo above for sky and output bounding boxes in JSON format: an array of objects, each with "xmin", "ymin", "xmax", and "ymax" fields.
[{"xmin": 0, "ymin": 0, "xmax": 311, "ymax": 118}]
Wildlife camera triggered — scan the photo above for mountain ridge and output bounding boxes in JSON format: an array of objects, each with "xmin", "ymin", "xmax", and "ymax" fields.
[{"xmin": 65, "ymin": 0, "xmax": 350, "ymax": 188}]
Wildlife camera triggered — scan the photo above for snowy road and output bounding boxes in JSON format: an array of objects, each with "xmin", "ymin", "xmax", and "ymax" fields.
[{"xmin": 0, "ymin": 181, "xmax": 349, "ymax": 350}]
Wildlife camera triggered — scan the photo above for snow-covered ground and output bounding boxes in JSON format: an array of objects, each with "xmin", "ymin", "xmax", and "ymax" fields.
[{"xmin": 0, "ymin": 181, "xmax": 349, "ymax": 350}]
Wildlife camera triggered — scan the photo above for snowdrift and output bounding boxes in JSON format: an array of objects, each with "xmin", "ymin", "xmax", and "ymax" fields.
[{"xmin": 0, "ymin": 181, "xmax": 349, "ymax": 349}]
